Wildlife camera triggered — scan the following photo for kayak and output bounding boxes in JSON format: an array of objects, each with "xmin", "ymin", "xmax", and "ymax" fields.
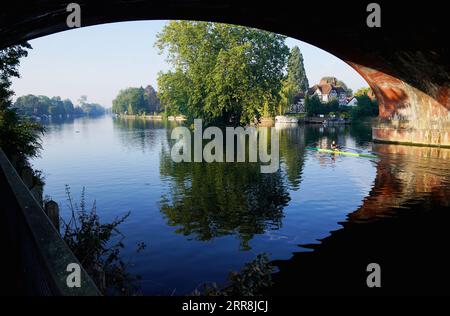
[{"xmin": 306, "ymin": 147, "xmax": 378, "ymax": 159}]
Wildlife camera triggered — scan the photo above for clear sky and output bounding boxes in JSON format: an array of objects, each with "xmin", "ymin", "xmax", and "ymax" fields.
[{"xmin": 12, "ymin": 20, "xmax": 368, "ymax": 108}]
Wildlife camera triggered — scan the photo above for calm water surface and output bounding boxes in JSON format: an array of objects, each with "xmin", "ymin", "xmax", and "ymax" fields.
[{"xmin": 31, "ymin": 116, "xmax": 450, "ymax": 295}]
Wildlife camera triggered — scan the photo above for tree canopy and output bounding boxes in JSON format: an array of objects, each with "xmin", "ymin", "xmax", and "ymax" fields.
[
  {"xmin": 305, "ymin": 94, "xmax": 341, "ymax": 116},
  {"xmin": 14, "ymin": 94, "xmax": 105, "ymax": 117},
  {"xmin": 350, "ymin": 92, "xmax": 378, "ymax": 120},
  {"xmin": 279, "ymin": 46, "xmax": 309, "ymax": 114},
  {"xmin": 354, "ymin": 87, "xmax": 372, "ymax": 97},
  {"xmin": 156, "ymin": 21, "xmax": 289, "ymax": 125},
  {"xmin": 0, "ymin": 43, "xmax": 44, "ymax": 162},
  {"xmin": 286, "ymin": 46, "xmax": 309, "ymax": 94},
  {"xmin": 112, "ymin": 85, "xmax": 160, "ymax": 115}
]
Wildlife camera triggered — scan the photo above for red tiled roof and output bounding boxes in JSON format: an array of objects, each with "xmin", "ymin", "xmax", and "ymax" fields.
[{"xmin": 308, "ymin": 83, "xmax": 346, "ymax": 96}]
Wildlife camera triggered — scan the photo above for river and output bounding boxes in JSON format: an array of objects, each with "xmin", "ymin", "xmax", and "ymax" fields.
[{"xmin": 31, "ymin": 115, "xmax": 450, "ymax": 295}]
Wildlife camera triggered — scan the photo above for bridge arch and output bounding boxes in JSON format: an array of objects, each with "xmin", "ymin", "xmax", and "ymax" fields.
[{"xmin": 1, "ymin": 0, "xmax": 448, "ymax": 146}]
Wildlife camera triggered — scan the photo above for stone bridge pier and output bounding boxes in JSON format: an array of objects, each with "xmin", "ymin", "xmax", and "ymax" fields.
[{"xmin": 349, "ymin": 52, "xmax": 449, "ymax": 147}]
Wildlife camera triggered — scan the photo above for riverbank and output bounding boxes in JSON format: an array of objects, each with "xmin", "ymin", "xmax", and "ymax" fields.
[
  {"xmin": 272, "ymin": 115, "xmax": 351, "ymax": 126},
  {"xmin": 117, "ymin": 114, "xmax": 187, "ymax": 121}
]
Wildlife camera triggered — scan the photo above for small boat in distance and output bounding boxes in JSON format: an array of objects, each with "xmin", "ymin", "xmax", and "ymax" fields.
[
  {"xmin": 275, "ymin": 115, "xmax": 299, "ymax": 124},
  {"xmin": 306, "ymin": 147, "xmax": 378, "ymax": 159}
]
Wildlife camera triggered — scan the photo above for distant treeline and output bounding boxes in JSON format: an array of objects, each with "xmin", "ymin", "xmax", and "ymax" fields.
[
  {"xmin": 14, "ymin": 94, "xmax": 106, "ymax": 118},
  {"xmin": 112, "ymin": 85, "xmax": 160, "ymax": 115}
]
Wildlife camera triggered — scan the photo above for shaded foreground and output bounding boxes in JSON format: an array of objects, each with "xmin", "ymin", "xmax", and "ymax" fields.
[{"xmin": 268, "ymin": 144, "xmax": 450, "ymax": 295}]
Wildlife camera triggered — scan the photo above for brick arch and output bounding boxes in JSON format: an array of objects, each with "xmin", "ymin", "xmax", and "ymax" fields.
[{"xmin": 1, "ymin": 0, "xmax": 448, "ymax": 146}]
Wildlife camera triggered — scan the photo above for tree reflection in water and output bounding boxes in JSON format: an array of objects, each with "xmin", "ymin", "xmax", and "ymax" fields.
[{"xmin": 158, "ymin": 128, "xmax": 290, "ymax": 250}]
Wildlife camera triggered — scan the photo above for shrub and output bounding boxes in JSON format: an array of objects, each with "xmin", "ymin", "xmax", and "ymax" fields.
[
  {"xmin": 61, "ymin": 185, "xmax": 145, "ymax": 296},
  {"xmin": 191, "ymin": 253, "xmax": 274, "ymax": 296}
]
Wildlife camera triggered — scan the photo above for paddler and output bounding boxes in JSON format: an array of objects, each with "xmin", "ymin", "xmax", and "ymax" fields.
[{"xmin": 331, "ymin": 141, "xmax": 339, "ymax": 151}]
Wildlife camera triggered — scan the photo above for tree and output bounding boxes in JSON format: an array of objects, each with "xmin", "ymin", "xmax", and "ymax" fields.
[
  {"xmin": 286, "ymin": 46, "xmax": 309, "ymax": 94},
  {"xmin": 325, "ymin": 99, "xmax": 340, "ymax": 114},
  {"xmin": 156, "ymin": 21, "xmax": 289, "ymax": 125},
  {"xmin": 278, "ymin": 79, "xmax": 296, "ymax": 115},
  {"xmin": 144, "ymin": 85, "xmax": 160, "ymax": 114},
  {"xmin": 0, "ymin": 43, "xmax": 44, "ymax": 163},
  {"xmin": 77, "ymin": 96, "xmax": 105, "ymax": 115},
  {"xmin": 0, "ymin": 43, "xmax": 31, "ymax": 109},
  {"xmin": 49, "ymin": 96, "xmax": 66, "ymax": 117},
  {"xmin": 112, "ymin": 87, "xmax": 148, "ymax": 115},
  {"xmin": 37, "ymin": 95, "xmax": 51, "ymax": 114},
  {"xmin": 14, "ymin": 94, "xmax": 41, "ymax": 115},
  {"xmin": 82, "ymin": 103, "xmax": 105, "ymax": 116},
  {"xmin": 354, "ymin": 87, "xmax": 372, "ymax": 97},
  {"xmin": 14, "ymin": 94, "xmax": 99, "ymax": 117},
  {"xmin": 305, "ymin": 94, "xmax": 323, "ymax": 116},
  {"xmin": 350, "ymin": 92, "xmax": 379, "ymax": 121},
  {"xmin": 157, "ymin": 70, "xmax": 190, "ymax": 116},
  {"xmin": 63, "ymin": 99, "xmax": 74, "ymax": 115},
  {"xmin": 78, "ymin": 95, "xmax": 88, "ymax": 106},
  {"xmin": 73, "ymin": 106, "xmax": 84, "ymax": 116},
  {"xmin": 278, "ymin": 47, "xmax": 309, "ymax": 114}
]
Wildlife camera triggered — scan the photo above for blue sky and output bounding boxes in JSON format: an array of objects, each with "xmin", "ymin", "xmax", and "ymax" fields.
[{"xmin": 12, "ymin": 20, "xmax": 368, "ymax": 108}]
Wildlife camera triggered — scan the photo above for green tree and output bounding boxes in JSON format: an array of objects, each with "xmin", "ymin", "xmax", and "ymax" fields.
[
  {"xmin": 78, "ymin": 95, "xmax": 88, "ymax": 106},
  {"xmin": 278, "ymin": 47, "xmax": 308, "ymax": 114},
  {"xmin": 144, "ymin": 85, "xmax": 160, "ymax": 114},
  {"xmin": 350, "ymin": 93, "xmax": 379, "ymax": 121},
  {"xmin": 156, "ymin": 21, "xmax": 289, "ymax": 125},
  {"xmin": 325, "ymin": 99, "xmax": 340, "ymax": 114},
  {"xmin": 305, "ymin": 94, "xmax": 323, "ymax": 116},
  {"xmin": 63, "ymin": 99, "xmax": 74, "ymax": 115},
  {"xmin": 82, "ymin": 103, "xmax": 105, "ymax": 116},
  {"xmin": 0, "ymin": 43, "xmax": 44, "ymax": 163},
  {"xmin": 49, "ymin": 96, "xmax": 66, "ymax": 117},
  {"xmin": 15, "ymin": 95, "xmax": 78, "ymax": 117},
  {"xmin": 73, "ymin": 106, "xmax": 84, "ymax": 116},
  {"xmin": 14, "ymin": 94, "xmax": 40, "ymax": 115},
  {"xmin": 157, "ymin": 70, "xmax": 190, "ymax": 116},
  {"xmin": 286, "ymin": 46, "xmax": 309, "ymax": 94},
  {"xmin": 37, "ymin": 95, "xmax": 51, "ymax": 114},
  {"xmin": 278, "ymin": 79, "xmax": 296, "ymax": 115},
  {"xmin": 158, "ymin": 140, "xmax": 290, "ymax": 250},
  {"xmin": 354, "ymin": 87, "xmax": 372, "ymax": 97},
  {"xmin": 112, "ymin": 87, "xmax": 147, "ymax": 115}
]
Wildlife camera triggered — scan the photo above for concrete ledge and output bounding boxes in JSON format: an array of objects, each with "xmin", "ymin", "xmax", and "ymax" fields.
[
  {"xmin": 0, "ymin": 148, "xmax": 100, "ymax": 296},
  {"xmin": 373, "ymin": 127, "xmax": 450, "ymax": 148}
]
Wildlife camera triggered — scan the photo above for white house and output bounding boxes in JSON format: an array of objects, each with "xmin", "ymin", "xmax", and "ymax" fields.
[
  {"xmin": 308, "ymin": 79, "xmax": 348, "ymax": 105},
  {"xmin": 289, "ymin": 92, "xmax": 306, "ymax": 113},
  {"xmin": 346, "ymin": 96, "xmax": 358, "ymax": 106}
]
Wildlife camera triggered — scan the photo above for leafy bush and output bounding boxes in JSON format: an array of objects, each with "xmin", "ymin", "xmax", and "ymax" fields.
[
  {"xmin": 1, "ymin": 43, "xmax": 45, "ymax": 165},
  {"xmin": 350, "ymin": 94, "xmax": 378, "ymax": 121},
  {"xmin": 61, "ymin": 186, "xmax": 145, "ymax": 296},
  {"xmin": 192, "ymin": 254, "xmax": 274, "ymax": 296}
]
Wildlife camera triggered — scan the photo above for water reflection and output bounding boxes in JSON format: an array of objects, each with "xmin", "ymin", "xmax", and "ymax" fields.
[
  {"xmin": 151, "ymin": 123, "xmax": 381, "ymax": 251},
  {"xmin": 158, "ymin": 139, "xmax": 290, "ymax": 250},
  {"xmin": 269, "ymin": 143, "xmax": 450, "ymax": 295},
  {"xmin": 154, "ymin": 123, "xmax": 380, "ymax": 252},
  {"xmin": 276, "ymin": 124, "xmax": 305, "ymax": 190},
  {"xmin": 113, "ymin": 117, "xmax": 178, "ymax": 152},
  {"xmin": 34, "ymin": 116, "xmax": 450, "ymax": 294}
]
